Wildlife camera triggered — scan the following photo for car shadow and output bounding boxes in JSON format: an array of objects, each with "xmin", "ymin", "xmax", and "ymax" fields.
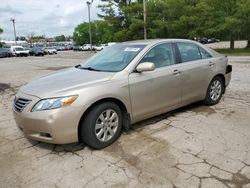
[
  {"xmin": 131, "ymin": 101, "xmax": 216, "ymax": 130},
  {"xmin": 32, "ymin": 101, "xmax": 216, "ymax": 152}
]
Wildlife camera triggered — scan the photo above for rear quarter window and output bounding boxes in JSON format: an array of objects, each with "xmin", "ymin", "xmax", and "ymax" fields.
[{"xmin": 199, "ymin": 47, "xmax": 212, "ymax": 59}]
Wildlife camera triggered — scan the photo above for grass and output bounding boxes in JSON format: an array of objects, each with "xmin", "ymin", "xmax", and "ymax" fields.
[{"xmin": 215, "ymin": 48, "xmax": 250, "ymax": 55}]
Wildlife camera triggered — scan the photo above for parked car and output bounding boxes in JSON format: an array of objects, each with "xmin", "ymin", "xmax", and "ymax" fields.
[
  {"xmin": 45, "ymin": 47, "xmax": 57, "ymax": 54},
  {"xmin": 93, "ymin": 44, "xmax": 104, "ymax": 51},
  {"xmin": 0, "ymin": 48, "xmax": 7, "ymax": 58},
  {"xmin": 29, "ymin": 48, "xmax": 45, "ymax": 56},
  {"xmin": 199, "ymin": 37, "xmax": 208, "ymax": 44},
  {"xmin": 73, "ymin": 45, "xmax": 82, "ymax": 51},
  {"xmin": 107, "ymin": 42, "xmax": 117, "ymax": 47},
  {"xmin": 101, "ymin": 43, "xmax": 108, "ymax": 48},
  {"xmin": 42, "ymin": 48, "xmax": 49, "ymax": 55},
  {"xmin": 83, "ymin": 44, "xmax": 91, "ymax": 51},
  {"xmin": 13, "ymin": 39, "xmax": 232, "ymax": 149},
  {"xmin": 0, "ymin": 48, "xmax": 12, "ymax": 58},
  {"xmin": 10, "ymin": 46, "xmax": 29, "ymax": 57},
  {"xmin": 58, "ymin": 46, "xmax": 66, "ymax": 51},
  {"xmin": 24, "ymin": 47, "xmax": 30, "ymax": 55},
  {"xmin": 208, "ymin": 38, "xmax": 220, "ymax": 43},
  {"xmin": 65, "ymin": 45, "xmax": 73, "ymax": 50}
]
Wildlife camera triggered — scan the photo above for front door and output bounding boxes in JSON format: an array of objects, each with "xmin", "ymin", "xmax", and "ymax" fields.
[{"xmin": 128, "ymin": 43, "xmax": 182, "ymax": 122}]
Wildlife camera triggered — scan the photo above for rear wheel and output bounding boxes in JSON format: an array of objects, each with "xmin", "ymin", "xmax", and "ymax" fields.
[
  {"xmin": 80, "ymin": 102, "xmax": 122, "ymax": 149},
  {"xmin": 204, "ymin": 76, "xmax": 224, "ymax": 105}
]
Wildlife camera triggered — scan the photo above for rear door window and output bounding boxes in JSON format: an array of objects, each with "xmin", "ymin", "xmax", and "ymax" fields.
[{"xmin": 177, "ymin": 42, "xmax": 202, "ymax": 63}]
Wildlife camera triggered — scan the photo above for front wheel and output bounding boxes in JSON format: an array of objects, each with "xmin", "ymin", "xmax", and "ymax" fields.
[
  {"xmin": 204, "ymin": 76, "xmax": 224, "ymax": 105},
  {"xmin": 80, "ymin": 102, "xmax": 122, "ymax": 149}
]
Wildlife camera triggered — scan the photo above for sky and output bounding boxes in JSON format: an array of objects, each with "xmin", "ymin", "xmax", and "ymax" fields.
[{"xmin": 0, "ymin": 0, "xmax": 103, "ymax": 40}]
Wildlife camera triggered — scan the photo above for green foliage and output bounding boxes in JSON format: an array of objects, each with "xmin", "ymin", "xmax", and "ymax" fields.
[
  {"xmin": 54, "ymin": 35, "xmax": 66, "ymax": 42},
  {"xmin": 72, "ymin": 0, "xmax": 250, "ymax": 49},
  {"xmin": 0, "ymin": 27, "xmax": 4, "ymax": 47},
  {"xmin": 31, "ymin": 35, "xmax": 45, "ymax": 39},
  {"xmin": 73, "ymin": 21, "xmax": 116, "ymax": 45},
  {"xmin": 73, "ymin": 22, "xmax": 91, "ymax": 45},
  {"xmin": 215, "ymin": 48, "xmax": 250, "ymax": 55},
  {"xmin": 236, "ymin": 0, "xmax": 250, "ymax": 47}
]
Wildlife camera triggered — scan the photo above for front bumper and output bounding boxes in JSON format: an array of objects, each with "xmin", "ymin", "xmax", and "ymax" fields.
[
  {"xmin": 16, "ymin": 52, "xmax": 28, "ymax": 56},
  {"xmin": 13, "ymin": 92, "xmax": 81, "ymax": 144},
  {"xmin": 225, "ymin": 65, "xmax": 232, "ymax": 87}
]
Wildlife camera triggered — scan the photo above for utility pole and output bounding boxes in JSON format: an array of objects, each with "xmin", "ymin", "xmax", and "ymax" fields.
[
  {"xmin": 10, "ymin": 18, "xmax": 17, "ymax": 44},
  {"xmin": 86, "ymin": 0, "xmax": 93, "ymax": 52},
  {"xmin": 143, "ymin": 0, "xmax": 147, "ymax": 40}
]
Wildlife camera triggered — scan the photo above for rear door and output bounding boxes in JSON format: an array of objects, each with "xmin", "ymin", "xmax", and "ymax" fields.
[
  {"xmin": 175, "ymin": 42, "xmax": 216, "ymax": 104},
  {"xmin": 128, "ymin": 43, "xmax": 182, "ymax": 122}
]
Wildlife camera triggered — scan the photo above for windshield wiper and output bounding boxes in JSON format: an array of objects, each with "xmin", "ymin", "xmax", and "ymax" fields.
[
  {"xmin": 78, "ymin": 66, "xmax": 101, "ymax": 72},
  {"xmin": 75, "ymin": 64, "xmax": 81, "ymax": 68}
]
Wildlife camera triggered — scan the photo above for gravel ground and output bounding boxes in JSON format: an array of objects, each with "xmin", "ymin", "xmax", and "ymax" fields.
[{"xmin": 0, "ymin": 51, "xmax": 250, "ymax": 188}]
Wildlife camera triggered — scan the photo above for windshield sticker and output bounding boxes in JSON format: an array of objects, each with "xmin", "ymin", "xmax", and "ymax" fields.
[{"xmin": 124, "ymin": 47, "xmax": 140, "ymax": 52}]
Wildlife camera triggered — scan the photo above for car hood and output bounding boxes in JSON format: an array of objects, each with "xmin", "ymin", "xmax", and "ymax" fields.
[{"xmin": 20, "ymin": 67, "xmax": 115, "ymax": 98}]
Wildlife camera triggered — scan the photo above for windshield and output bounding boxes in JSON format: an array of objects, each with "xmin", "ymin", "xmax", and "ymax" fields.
[
  {"xmin": 15, "ymin": 48, "xmax": 24, "ymax": 51},
  {"xmin": 80, "ymin": 44, "xmax": 146, "ymax": 72}
]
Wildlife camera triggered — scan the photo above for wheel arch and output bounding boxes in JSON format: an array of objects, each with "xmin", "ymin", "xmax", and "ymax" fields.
[{"xmin": 77, "ymin": 97, "xmax": 130, "ymax": 142}]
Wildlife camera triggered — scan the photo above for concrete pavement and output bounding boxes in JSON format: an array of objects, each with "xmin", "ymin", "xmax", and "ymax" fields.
[{"xmin": 0, "ymin": 51, "xmax": 250, "ymax": 188}]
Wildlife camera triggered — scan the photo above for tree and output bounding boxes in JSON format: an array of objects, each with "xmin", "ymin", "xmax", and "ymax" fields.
[
  {"xmin": 73, "ymin": 22, "xmax": 91, "ymax": 45},
  {"xmin": 98, "ymin": 0, "xmax": 145, "ymax": 41},
  {"xmin": 203, "ymin": 0, "xmax": 241, "ymax": 49},
  {"xmin": 0, "ymin": 28, "xmax": 3, "ymax": 47},
  {"xmin": 54, "ymin": 35, "xmax": 66, "ymax": 42},
  {"xmin": 73, "ymin": 20, "xmax": 114, "ymax": 45},
  {"xmin": 72, "ymin": 0, "xmax": 248, "ymax": 48},
  {"xmin": 31, "ymin": 35, "xmax": 46, "ymax": 40},
  {"xmin": 236, "ymin": 0, "xmax": 250, "ymax": 48}
]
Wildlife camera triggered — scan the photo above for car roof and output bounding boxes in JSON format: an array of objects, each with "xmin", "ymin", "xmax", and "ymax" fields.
[
  {"xmin": 121, "ymin": 39, "xmax": 198, "ymax": 46},
  {"xmin": 121, "ymin": 38, "xmax": 222, "ymax": 58}
]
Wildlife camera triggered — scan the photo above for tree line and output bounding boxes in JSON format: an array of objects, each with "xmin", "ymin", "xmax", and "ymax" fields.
[{"xmin": 73, "ymin": 0, "xmax": 250, "ymax": 49}]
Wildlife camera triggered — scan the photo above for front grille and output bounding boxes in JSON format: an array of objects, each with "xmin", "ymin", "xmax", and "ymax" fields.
[{"xmin": 13, "ymin": 98, "xmax": 31, "ymax": 112}]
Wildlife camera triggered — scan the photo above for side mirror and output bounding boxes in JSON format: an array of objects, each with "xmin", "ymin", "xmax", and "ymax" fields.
[{"xmin": 136, "ymin": 62, "xmax": 155, "ymax": 73}]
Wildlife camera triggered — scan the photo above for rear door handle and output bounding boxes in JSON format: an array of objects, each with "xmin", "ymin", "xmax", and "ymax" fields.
[
  {"xmin": 209, "ymin": 61, "xmax": 215, "ymax": 67},
  {"xmin": 173, "ymin": 69, "xmax": 181, "ymax": 75}
]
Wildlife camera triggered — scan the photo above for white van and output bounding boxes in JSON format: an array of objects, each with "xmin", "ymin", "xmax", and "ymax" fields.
[{"xmin": 10, "ymin": 46, "xmax": 29, "ymax": 57}]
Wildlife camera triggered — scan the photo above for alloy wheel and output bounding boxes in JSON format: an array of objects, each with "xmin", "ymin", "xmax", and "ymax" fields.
[
  {"xmin": 95, "ymin": 109, "xmax": 119, "ymax": 142},
  {"xmin": 210, "ymin": 80, "xmax": 222, "ymax": 101}
]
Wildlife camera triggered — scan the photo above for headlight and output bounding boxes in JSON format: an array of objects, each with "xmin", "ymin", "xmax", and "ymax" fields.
[{"xmin": 32, "ymin": 95, "xmax": 78, "ymax": 112}]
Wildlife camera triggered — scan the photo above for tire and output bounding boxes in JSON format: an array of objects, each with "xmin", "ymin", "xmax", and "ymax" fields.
[
  {"xmin": 204, "ymin": 76, "xmax": 224, "ymax": 105},
  {"xmin": 80, "ymin": 102, "xmax": 123, "ymax": 149}
]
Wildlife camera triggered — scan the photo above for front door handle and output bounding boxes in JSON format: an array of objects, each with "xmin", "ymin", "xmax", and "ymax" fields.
[
  {"xmin": 209, "ymin": 61, "xmax": 215, "ymax": 67},
  {"xmin": 173, "ymin": 69, "xmax": 181, "ymax": 75}
]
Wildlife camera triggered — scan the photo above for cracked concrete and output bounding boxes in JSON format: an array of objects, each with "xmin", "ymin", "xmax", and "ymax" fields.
[{"xmin": 0, "ymin": 52, "xmax": 250, "ymax": 188}]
